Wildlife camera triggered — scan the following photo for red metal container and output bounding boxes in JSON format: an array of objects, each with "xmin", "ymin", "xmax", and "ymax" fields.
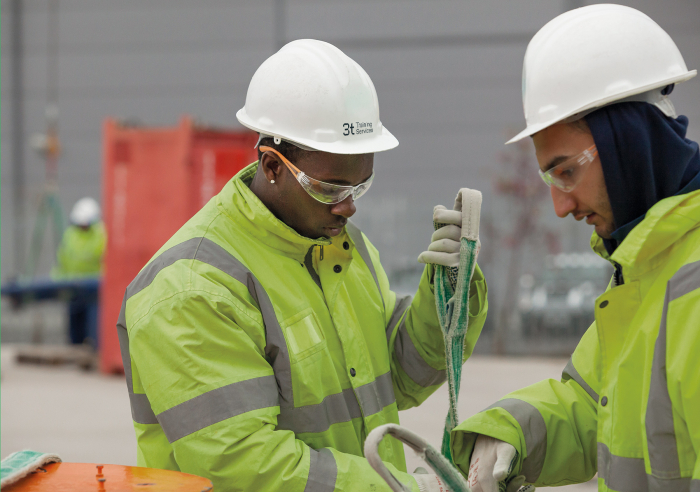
[{"xmin": 99, "ymin": 117, "xmax": 257, "ymax": 374}]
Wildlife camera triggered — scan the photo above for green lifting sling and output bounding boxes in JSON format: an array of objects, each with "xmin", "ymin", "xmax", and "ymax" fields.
[
  {"xmin": 435, "ymin": 189, "xmax": 482, "ymax": 463},
  {"xmin": 364, "ymin": 189, "xmax": 482, "ymax": 492}
]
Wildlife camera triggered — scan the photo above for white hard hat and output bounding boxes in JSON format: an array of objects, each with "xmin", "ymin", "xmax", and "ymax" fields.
[
  {"xmin": 237, "ymin": 39, "xmax": 398, "ymax": 154},
  {"xmin": 70, "ymin": 197, "xmax": 101, "ymax": 227},
  {"xmin": 508, "ymin": 4, "xmax": 697, "ymax": 144}
]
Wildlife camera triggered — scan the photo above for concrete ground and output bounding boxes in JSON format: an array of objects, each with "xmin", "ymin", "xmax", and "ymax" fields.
[{"xmin": 0, "ymin": 346, "xmax": 596, "ymax": 490}]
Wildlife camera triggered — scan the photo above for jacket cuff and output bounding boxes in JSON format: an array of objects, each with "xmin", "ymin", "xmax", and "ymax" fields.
[{"xmin": 450, "ymin": 411, "xmax": 523, "ymax": 479}]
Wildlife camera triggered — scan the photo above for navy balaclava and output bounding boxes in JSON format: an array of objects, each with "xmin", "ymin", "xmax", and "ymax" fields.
[{"xmin": 584, "ymin": 101, "xmax": 700, "ymax": 253}]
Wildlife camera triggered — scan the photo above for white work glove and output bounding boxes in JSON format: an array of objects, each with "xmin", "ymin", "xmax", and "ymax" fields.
[
  {"xmin": 417, "ymin": 205, "xmax": 462, "ymax": 268},
  {"xmin": 412, "ymin": 473, "xmax": 451, "ymax": 492},
  {"xmin": 466, "ymin": 436, "xmax": 534, "ymax": 492}
]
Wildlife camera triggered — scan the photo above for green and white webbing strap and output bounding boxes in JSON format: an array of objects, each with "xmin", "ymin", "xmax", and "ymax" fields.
[
  {"xmin": 363, "ymin": 190, "xmax": 481, "ymax": 492},
  {"xmin": 435, "ymin": 188, "xmax": 481, "ymax": 463},
  {"xmin": 365, "ymin": 424, "xmax": 471, "ymax": 492}
]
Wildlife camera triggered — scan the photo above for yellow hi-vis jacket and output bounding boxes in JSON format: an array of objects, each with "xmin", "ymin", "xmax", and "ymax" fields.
[
  {"xmin": 51, "ymin": 222, "xmax": 106, "ymax": 278},
  {"xmin": 451, "ymin": 189, "xmax": 700, "ymax": 491},
  {"xmin": 118, "ymin": 163, "xmax": 489, "ymax": 491}
]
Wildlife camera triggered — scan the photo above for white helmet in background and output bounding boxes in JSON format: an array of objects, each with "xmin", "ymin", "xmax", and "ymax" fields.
[
  {"xmin": 508, "ymin": 4, "xmax": 697, "ymax": 144},
  {"xmin": 237, "ymin": 39, "xmax": 398, "ymax": 154},
  {"xmin": 70, "ymin": 197, "xmax": 101, "ymax": 227}
]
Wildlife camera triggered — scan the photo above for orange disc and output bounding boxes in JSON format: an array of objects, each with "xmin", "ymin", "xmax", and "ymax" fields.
[{"xmin": 3, "ymin": 462, "xmax": 213, "ymax": 491}]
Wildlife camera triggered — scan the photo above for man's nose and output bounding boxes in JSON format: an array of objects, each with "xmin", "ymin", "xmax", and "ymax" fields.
[
  {"xmin": 330, "ymin": 195, "xmax": 356, "ymax": 218},
  {"xmin": 550, "ymin": 186, "xmax": 577, "ymax": 218}
]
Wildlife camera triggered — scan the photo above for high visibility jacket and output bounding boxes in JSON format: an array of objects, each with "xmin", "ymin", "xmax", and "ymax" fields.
[
  {"xmin": 451, "ymin": 189, "xmax": 700, "ymax": 491},
  {"xmin": 51, "ymin": 222, "xmax": 106, "ymax": 278},
  {"xmin": 118, "ymin": 163, "xmax": 489, "ymax": 491}
]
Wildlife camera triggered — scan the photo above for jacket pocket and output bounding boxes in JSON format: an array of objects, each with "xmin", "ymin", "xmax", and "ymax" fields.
[{"xmin": 282, "ymin": 308, "xmax": 326, "ymax": 362}]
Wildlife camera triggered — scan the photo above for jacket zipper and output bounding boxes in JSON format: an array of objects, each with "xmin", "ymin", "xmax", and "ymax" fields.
[
  {"xmin": 612, "ymin": 261, "xmax": 625, "ymax": 287},
  {"xmin": 304, "ymin": 245, "xmax": 324, "ymax": 292}
]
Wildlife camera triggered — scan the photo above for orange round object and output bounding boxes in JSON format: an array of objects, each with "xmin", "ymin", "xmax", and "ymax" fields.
[{"xmin": 3, "ymin": 462, "xmax": 213, "ymax": 491}]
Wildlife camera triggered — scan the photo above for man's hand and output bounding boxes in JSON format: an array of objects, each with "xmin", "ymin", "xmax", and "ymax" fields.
[
  {"xmin": 467, "ymin": 435, "xmax": 534, "ymax": 492},
  {"xmin": 417, "ymin": 205, "xmax": 462, "ymax": 267}
]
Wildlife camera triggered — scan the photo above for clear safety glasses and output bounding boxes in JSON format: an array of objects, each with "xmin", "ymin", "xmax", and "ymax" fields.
[
  {"xmin": 539, "ymin": 145, "xmax": 598, "ymax": 192},
  {"xmin": 259, "ymin": 146, "xmax": 374, "ymax": 204}
]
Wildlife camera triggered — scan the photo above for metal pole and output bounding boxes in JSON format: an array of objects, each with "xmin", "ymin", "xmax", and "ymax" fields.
[
  {"xmin": 46, "ymin": 0, "xmax": 64, "ymax": 251},
  {"xmin": 11, "ymin": 0, "xmax": 26, "ymax": 278}
]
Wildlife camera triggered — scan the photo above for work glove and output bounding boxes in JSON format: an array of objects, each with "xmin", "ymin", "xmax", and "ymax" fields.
[
  {"xmin": 418, "ymin": 206, "xmax": 461, "ymax": 290},
  {"xmin": 418, "ymin": 188, "xmax": 482, "ymax": 291},
  {"xmin": 412, "ymin": 471, "xmax": 451, "ymax": 492},
  {"xmin": 466, "ymin": 436, "xmax": 535, "ymax": 492},
  {"xmin": 417, "ymin": 205, "xmax": 462, "ymax": 268}
]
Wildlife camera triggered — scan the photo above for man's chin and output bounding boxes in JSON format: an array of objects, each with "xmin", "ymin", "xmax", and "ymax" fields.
[{"xmin": 594, "ymin": 223, "xmax": 616, "ymax": 240}]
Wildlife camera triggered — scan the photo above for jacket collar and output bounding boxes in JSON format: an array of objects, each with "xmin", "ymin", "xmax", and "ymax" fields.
[
  {"xmin": 217, "ymin": 162, "xmax": 333, "ymax": 263},
  {"xmin": 591, "ymin": 189, "xmax": 700, "ymax": 270}
]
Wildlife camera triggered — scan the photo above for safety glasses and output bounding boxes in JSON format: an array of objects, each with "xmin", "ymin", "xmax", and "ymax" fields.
[
  {"xmin": 259, "ymin": 146, "xmax": 374, "ymax": 204},
  {"xmin": 539, "ymin": 145, "xmax": 598, "ymax": 192}
]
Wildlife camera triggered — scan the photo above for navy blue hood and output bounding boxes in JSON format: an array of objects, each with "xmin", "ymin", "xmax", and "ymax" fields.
[{"xmin": 584, "ymin": 101, "xmax": 700, "ymax": 253}]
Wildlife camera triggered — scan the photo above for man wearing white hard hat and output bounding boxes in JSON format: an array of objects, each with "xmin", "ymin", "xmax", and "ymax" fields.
[
  {"xmin": 117, "ymin": 39, "xmax": 488, "ymax": 491},
  {"xmin": 52, "ymin": 197, "xmax": 106, "ymax": 345},
  {"xmin": 448, "ymin": 5, "xmax": 700, "ymax": 492}
]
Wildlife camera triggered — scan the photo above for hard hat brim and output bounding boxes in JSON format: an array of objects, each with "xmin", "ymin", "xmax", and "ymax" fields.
[{"xmin": 506, "ymin": 70, "xmax": 697, "ymax": 144}]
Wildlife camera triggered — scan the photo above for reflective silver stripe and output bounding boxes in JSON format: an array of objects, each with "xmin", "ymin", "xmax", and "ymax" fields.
[
  {"xmin": 668, "ymin": 260, "xmax": 700, "ymax": 301},
  {"xmin": 597, "ymin": 442, "xmax": 697, "ymax": 492},
  {"xmin": 646, "ymin": 288, "xmax": 680, "ymax": 479},
  {"xmin": 355, "ymin": 371, "xmax": 396, "ymax": 417},
  {"xmin": 248, "ymin": 272, "xmax": 294, "ymax": 408},
  {"xmin": 304, "ymin": 246, "xmax": 323, "ymax": 291},
  {"xmin": 645, "ymin": 261, "xmax": 700, "ymax": 482},
  {"xmin": 277, "ymin": 372, "xmax": 396, "ymax": 434},
  {"xmin": 649, "ymin": 476, "xmax": 693, "ymax": 491},
  {"xmin": 386, "ymin": 295, "xmax": 412, "ymax": 344},
  {"xmin": 117, "ymin": 296, "xmax": 158, "ymax": 424},
  {"xmin": 486, "ymin": 398, "xmax": 547, "ymax": 483},
  {"xmin": 131, "ymin": 392, "xmax": 158, "ymax": 425},
  {"xmin": 158, "ymin": 375, "xmax": 279, "ymax": 443},
  {"xmin": 278, "ymin": 387, "xmax": 361, "ymax": 434},
  {"xmin": 394, "ymin": 321, "xmax": 446, "ymax": 387},
  {"xmin": 126, "ymin": 237, "xmax": 215, "ymax": 295},
  {"xmin": 597, "ymin": 442, "xmax": 648, "ymax": 492},
  {"xmin": 305, "ymin": 449, "xmax": 337, "ymax": 492},
  {"xmin": 346, "ymin": 220, "xmax": 385, "ymax": 312},
  {"xmin": 117, "ymin": 237, "xmax": 292, "ymax": 425},
  {"xmin": 562, "ymin": 358, "xmax": 599, "ymax": 403},
  {"xmin": 117, "ymin": 295, "xmax": 134, "ymax": 394}
]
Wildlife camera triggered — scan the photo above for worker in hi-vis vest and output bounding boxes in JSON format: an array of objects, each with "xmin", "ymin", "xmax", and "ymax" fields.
[
  {"xmin": 118, "ymin": 39, "xmax": 488, "ymax": 492},
  {"xmin": 53, "ymin": 197, "xmax": 106, "ymax": 345},
  {"xmin": 52, "ymin": 197, "xmax": 106, "ymax": 280},
  {"xmin": 450, "ymin": 5, "xmax": 700, "ymax": 492}
]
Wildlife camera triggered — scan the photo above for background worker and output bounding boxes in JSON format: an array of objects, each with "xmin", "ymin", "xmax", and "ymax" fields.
[
  {"xmin": 52, "ymin": 197, "xmax": 106, "ymax": 345},
  {"xmin": 448, "ymin": 5, "xmax": 700, "ymax": 492},
  {"xmin": 52, "ymin": 197, "xmax": 105, "ymax": 279},
  {"xmin": 118, "ymin": 39, "xmax": 488, "ymax": 491}
]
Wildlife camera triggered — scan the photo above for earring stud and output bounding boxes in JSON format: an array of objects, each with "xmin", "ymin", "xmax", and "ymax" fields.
[{"xmin": 270, "ymin": 179, "xmax": 275, "ymax": 184}]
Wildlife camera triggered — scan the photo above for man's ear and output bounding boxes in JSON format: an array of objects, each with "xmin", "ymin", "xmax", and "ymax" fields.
[{"xmin": 260, "ymin": 152, "xmax": 283, "ymax": 183}]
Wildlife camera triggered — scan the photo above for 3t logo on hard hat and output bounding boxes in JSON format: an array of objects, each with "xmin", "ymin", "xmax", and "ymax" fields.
[{"xmin": 343, "ymin": 122, "xmax": 373, "ymax": 136}]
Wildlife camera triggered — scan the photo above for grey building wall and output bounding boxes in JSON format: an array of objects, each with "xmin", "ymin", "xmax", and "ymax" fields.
[{"xmin": 2, "ymin": 0, "xmax": 699, "ymax": 297}]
